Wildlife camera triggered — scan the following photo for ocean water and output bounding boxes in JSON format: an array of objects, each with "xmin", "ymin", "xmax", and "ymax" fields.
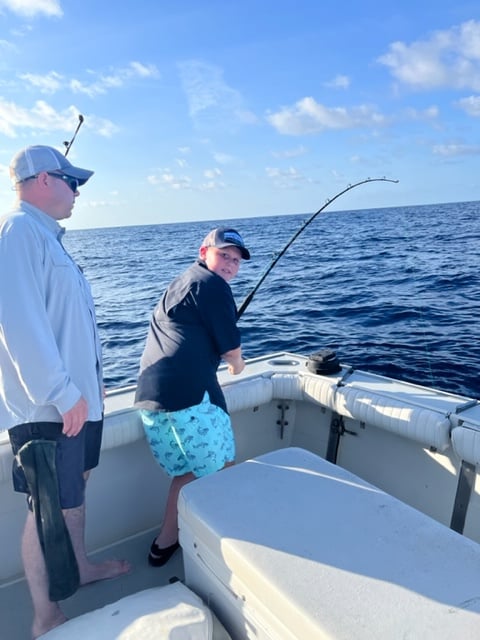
[{"xmin": 65, "ymin": 200, "xmax": 480, "ymax": 399}]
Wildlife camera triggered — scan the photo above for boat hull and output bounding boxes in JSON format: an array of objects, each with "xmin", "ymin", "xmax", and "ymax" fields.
[{"xmin": 1, "ymin": 352, "xmax": 479, "ymax": 638}]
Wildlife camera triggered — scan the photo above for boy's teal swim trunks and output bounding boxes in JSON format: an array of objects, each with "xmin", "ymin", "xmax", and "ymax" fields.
[{"xmin": 140, "ymin": 391, "xmax": 235, "ymax": 477}]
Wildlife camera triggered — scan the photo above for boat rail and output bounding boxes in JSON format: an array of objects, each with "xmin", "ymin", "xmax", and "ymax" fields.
[{"xmin": 0, "ymin": 355, "xmax": 478, "ymax": 487}]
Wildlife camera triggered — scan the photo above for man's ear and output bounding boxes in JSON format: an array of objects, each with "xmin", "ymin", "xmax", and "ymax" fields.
[{"xmin": 199, "ymin": 246, "xmax": 208, "ymax": 260}]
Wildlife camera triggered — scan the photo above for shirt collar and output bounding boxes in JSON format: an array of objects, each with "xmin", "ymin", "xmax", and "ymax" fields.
[{"xmin": 20, "ymin": 200, "xmax": 65, "ymax": 241}]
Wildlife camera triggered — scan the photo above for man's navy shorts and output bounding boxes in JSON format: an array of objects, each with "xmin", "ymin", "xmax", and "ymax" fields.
[{"xmin": 9, "ymin": 419, "xmax": 103, "ymax": 509}]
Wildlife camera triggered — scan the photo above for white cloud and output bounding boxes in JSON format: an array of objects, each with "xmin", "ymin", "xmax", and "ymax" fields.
[
  {"xmin": 265, "ymin": 166, "xmax": 312, "ymax": 189},
  {"xmin": 178, "ymin": 60, "xmax": 257, "ymax": 129},
  {"xmin": 18, "ymin": 70, "xmax": 62, "ymax": 93},
  {"xmin": 378, "ymin": 20, "xmax": 480, "ymax": 91},
  {"xmin": 147, "ymin": 166, "xmax": 226, "ymax": 192},
  {"xmin": 0, "ymin": 0, "xmax": 62, "ymax": 17},
  {"xmin": 71, "ymin": 62, "xmax": 159, "ymax": 97},
  {"xmin": 164, "ymin": 173, "xmax": 192, "ymax": 190},
  {"xmin": 204, "ymin": 168, "xmax": 221, "ymax": 179},
  {"xmin": 0, "ymin": 38, "xmax": 17, "ymax": 53},
  {"xmin": 0, "ymin": 98, "xmax": 73, "ymax": 136},
  {"xmin": 456, "ymin": 95, "xmax": 480, "ymax": 116},
  {"xmin": 267, "ymin": 97, "xmax": 386, "ymax": 135},
  {"xmin": 82, "ymin": 114, "xmax": 118, "ymax": 138},
  {"xmin": 433, "ymin": 143, "xmax": 480, "ymax": 157},
  {"xmin": 403, "ymin": 106, "xmax": 439, "ymax": 120},
  {"xmin": 271, "ymin": 145, "xmax": 307, "ymax": 158},
  {"xmin": 129, "ymin": 61, "xmax": 158, "ymax": 78},
  {"xmin": 198, "ymin": 178, "xmax": 225, "ymax": 191},
  {"xmin": 148, "ymin": 170, "xmax": 192, "ymax": 191},
  {"xmin": 0, "ymin": 162, "xmax": 9, "ymax": 178},
  {"xmin": 324, "ymin": 75, "xmax": 350, "ymax": 90},
  {"xmin": 179, "ymin": 60, "xmax": 236, "ymax": 115},
  {"xmin": 18, "ymin": 62, "xmax": 159, "ymax": 98},
  {"xmin": 0, "ymin": 97, "xmax": 117, "ymax": 137},
  {"xmin": 213, "ymin": 152, "xmax": 235, "ymax": 165},
  {"xmin": 85, "ymin": 199, "xmax": 119, "ymax": 209}
]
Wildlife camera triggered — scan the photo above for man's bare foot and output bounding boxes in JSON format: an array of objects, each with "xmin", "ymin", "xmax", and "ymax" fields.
[
  {"xmin": 32, "ymin": 610, "xmax": 68, "ymax": 639},
  {"xmin": 80, "ymin": 558, "xmax": 131, "ymax": 585}
]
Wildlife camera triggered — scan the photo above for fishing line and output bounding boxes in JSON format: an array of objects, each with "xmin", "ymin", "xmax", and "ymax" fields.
[
  {"xmin": 237, "ymin": 177, "xmax": 399, "ymax": 319},
  {"xmin": 63, "ymin": 114, "xmax": 84, "ymax": 157}
]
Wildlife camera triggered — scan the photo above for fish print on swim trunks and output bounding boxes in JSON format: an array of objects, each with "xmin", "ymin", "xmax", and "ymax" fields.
[{"xmin": 140, "ymin": 391, "xmax": 235, "ymax": 477}]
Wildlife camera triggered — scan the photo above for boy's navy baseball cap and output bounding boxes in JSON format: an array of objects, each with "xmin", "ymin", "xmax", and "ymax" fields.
[
  {"xmin": 202, "ymin": 227, "xmax": 250, "ymax": 260},
  {"xmin": 9, "ymin": 145, "xmax": 94, "ymax": 185}
]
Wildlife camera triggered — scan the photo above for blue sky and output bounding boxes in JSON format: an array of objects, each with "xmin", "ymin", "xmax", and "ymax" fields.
[{"xmin": 0, "ymin": 0, "xmax": 479, "ymax": 230}]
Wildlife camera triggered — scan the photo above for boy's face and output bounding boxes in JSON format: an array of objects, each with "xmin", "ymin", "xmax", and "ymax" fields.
[{"xmin": 200, "ymin": 245, "xmax": 242, "ymax": 282}]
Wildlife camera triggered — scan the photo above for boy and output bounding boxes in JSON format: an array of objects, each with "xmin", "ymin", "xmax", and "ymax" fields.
[{"xmin": 135, "ymin": 227, "xmax": 250, "ymax": 566}]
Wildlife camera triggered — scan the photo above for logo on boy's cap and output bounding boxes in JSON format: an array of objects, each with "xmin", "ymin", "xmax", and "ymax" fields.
[{"xmin": 202, "ymin": 227, "xmax": 251, "ymax": 260}]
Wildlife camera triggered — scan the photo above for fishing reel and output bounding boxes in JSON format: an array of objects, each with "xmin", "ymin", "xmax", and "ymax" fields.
[{"xmin": 306, "ymin": 349, "xmax": 341, "ymax": 375}]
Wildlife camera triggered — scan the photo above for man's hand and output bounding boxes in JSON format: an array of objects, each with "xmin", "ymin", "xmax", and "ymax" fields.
[{"xmin": 62, "ymin": 396, "xmax": 88, "ymax": 436}]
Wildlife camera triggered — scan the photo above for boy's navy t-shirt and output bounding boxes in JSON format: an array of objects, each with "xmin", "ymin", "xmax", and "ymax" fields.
[{"xmin": 135, "ymin": 260, "xmax": 240, "ymax": 413}]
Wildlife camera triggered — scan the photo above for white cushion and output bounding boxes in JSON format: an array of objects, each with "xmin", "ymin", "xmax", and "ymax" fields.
[
  {"xmin": 223, "ymin": 377, "xmax": 273, "ymax": 413},
  {"xmin": 40, "ymin": 582, "xmax": 213, "ymax": 640},
  {"xmin": 452, "ymin": 426, "xmax": 480, "ymax": 466},
  {"xmin": 336, "ymin": 386, "xmax": 451, "ymax": 451}
]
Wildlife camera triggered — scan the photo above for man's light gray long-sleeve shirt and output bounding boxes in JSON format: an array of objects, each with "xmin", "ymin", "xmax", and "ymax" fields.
[{"xmin": 0, "ymin": 202, "xmax": 103, "ymax": 432}]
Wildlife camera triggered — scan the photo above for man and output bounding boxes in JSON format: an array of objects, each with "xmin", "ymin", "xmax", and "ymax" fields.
[{"xmin": 0, "ymin": 145, "xmax": 130, "ymax": 639}]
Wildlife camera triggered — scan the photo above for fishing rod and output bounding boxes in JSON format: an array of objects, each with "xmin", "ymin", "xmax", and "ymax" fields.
[
  {"xmin": 237, "ymin": 177, "xmax": 399, "ymax": 319},
  {"xmin": 63, "ymin": 114, "xmax": 84, "ymax": 156}
]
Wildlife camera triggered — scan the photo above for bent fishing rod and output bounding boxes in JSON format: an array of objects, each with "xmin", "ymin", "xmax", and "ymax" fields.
[
  {"xmin": 63, "ymin": 114, "xmax": 84, "ymax": 156},
  {"xmin": 237, "ymin": 177, "xmax": 399, "ymax": 319}
]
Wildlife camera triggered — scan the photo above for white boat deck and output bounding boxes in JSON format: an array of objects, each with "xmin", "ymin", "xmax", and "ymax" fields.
[{"xmin": 0, "ymin": 529, "xmax": 185, "ymax": 640}]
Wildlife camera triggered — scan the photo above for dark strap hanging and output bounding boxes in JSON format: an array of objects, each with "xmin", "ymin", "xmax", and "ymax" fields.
[{"xmin": 18, "ymin": 440, "xmax": 80, "ymax": 601}]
